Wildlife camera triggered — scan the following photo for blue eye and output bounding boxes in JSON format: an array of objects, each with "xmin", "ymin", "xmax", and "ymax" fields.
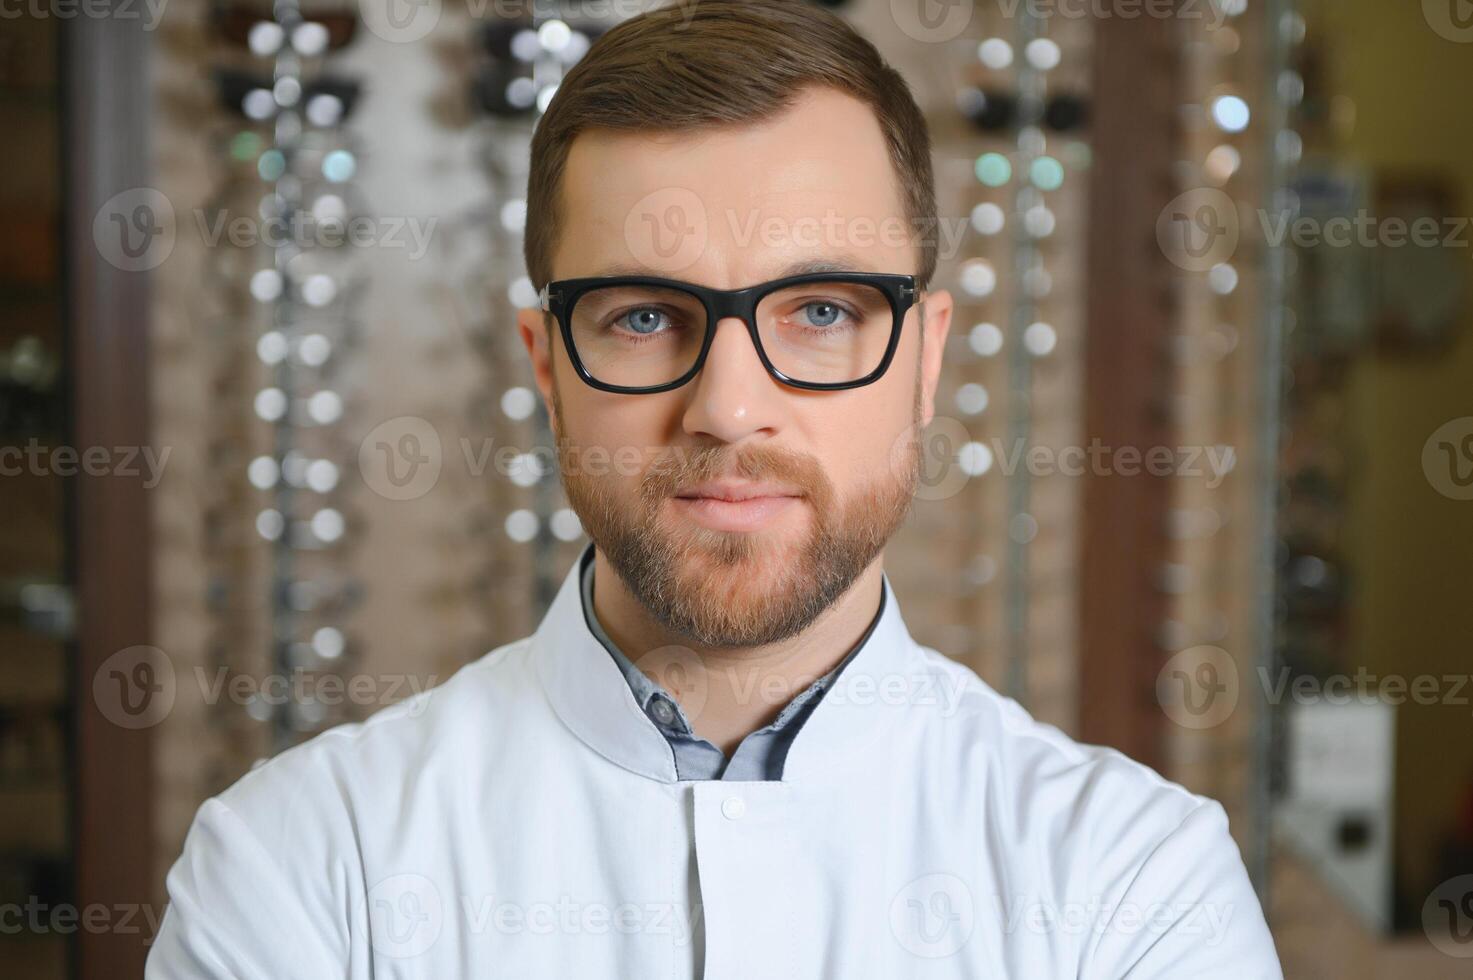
[
  {"xmin": 620, "ymin": 308, "xmax": 669, "ymax": 335},
  {"xmin": 800, "ymin": 301, "xmax": 845, "ymax": 329}
]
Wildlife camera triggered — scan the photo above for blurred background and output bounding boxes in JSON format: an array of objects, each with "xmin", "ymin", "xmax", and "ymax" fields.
[{"xmin": 3, "ymin": 0, "xmax": 1472, "ymax": 975}]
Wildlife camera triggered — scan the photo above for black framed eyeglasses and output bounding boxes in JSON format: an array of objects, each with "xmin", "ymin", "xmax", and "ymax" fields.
[{"xmin": 538, "ymin": 271, "xmax": 920, "ymax": 394}]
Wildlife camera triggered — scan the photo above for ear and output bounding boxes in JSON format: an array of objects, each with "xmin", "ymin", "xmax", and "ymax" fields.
[
  {"xmin": 517, "ymin": 306, "xmax": 559, "ymax": 437},
  {"xmin": 916, "ymin": 288, "xmax": 954, "ymax": 430}
]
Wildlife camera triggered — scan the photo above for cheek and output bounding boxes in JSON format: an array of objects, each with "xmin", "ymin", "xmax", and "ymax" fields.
[
  {"xmin": 858, "ymin": 338, "xmax": 923, "ymax": 431},
  {"xmin": 811, "ymin": 389, "xmax": 917, "ymax": 493},
  {"xmin": 559, "ymin": 389, "xmax": 676, "ymax": 486}
]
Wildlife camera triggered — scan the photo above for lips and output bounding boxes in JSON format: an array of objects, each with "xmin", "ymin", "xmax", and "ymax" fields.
[
  {"xmin": 674, "ymin": 481, "xmax": 803, "ymax": 502},
  {"xmin": 669, "ymin": 479, "xmax": 805, "ymax": 533}
]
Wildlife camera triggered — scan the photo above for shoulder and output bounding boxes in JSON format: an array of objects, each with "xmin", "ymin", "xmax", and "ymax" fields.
[
  {"xmin": 904, "ymin": 644, "xmax": 1280, "ymax": 976},
  {"xmin": 905, "ymin": 643, "xmax": 1221, "ymax": 872},
  {"xmin": 152, "ymin": 638, "xmax": 542, "ymax": 974},
  {"xmin": 209, "ymin": 636, "xmax": 539, "ymax": 844},
  {"xmin": 914, "ymin": 643, "xmax": 1207, "ymax": 815}
]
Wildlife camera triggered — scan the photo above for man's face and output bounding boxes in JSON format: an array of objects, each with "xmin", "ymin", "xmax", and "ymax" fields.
[{"xmin": 518, "ymin": 85, "xmax": 953, "ymax": 649}]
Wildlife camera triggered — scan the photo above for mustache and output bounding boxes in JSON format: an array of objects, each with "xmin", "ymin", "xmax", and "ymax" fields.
[{"xmin": 639, "ymin": 444, "xmax": 835, "ymax": 513}]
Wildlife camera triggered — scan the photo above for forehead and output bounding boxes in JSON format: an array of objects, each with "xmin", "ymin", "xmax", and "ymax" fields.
[{"xmin": 552, "ymin": 85, "xmax": 913, "ymax": 286}]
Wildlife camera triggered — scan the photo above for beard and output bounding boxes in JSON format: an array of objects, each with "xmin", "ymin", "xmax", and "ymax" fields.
[{"xmin": 552, "ymin": 384, "xmax": 923, "ymax": 649}]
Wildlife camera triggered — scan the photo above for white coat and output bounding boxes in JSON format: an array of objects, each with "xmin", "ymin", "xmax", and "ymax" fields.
[{"xmin": 147, "ymin": 549, "xmax": 1283, "ymax": 978}]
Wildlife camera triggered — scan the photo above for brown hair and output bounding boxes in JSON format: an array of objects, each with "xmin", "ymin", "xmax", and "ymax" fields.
[{"xmin": 523, "ymin": 0, "xmax": 937, "ymax": 292}]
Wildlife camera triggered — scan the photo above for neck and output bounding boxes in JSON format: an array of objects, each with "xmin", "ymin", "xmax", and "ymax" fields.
[{"xmin": 591, "ymin": 548, "xmax": 885, "ymax": 756}]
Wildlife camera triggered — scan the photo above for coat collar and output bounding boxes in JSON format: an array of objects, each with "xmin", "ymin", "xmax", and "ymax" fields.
[{"xmin": 531, "ymin": 542, "xmax": 919, "ymax": 783}]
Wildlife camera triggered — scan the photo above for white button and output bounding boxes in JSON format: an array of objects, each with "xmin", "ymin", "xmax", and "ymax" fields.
[
  {"xmin": 721, "ymin": 796, "xmax": 746, "ymax": 820},
  {"xmin": 650, "ymin": 699, "xmax": 676, "ymax": 725}
]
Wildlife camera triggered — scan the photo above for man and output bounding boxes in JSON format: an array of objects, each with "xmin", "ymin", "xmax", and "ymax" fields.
[{"xmin": 149, "ymin": 1, "xmax": 1283, "ymax": 976}]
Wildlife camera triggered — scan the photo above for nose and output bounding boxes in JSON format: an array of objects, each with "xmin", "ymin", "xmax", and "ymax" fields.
[{"xmin": 680, "ymin": 316, "xmax": 788, "ymax": 444}]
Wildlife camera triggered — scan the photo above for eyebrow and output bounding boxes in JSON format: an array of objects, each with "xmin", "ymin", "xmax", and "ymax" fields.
[{"xmin": 585, "ymin": 255, "xmax": 881, "ymax": 285}]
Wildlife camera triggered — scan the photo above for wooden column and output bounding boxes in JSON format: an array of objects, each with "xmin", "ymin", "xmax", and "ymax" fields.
[
  {"xmin": 64, "ymin": 8, "xmax": 155, "ymax": 977},
  {"xmin": 1078, "ymin": 9, "xmax": 1181, "ymax": 771}
]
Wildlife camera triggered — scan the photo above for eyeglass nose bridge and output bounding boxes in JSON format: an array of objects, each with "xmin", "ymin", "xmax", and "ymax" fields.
[
  {"xmin": 690, "ymin": 283, "xmax": 800, "ymax": 388},
  {"xmin": 703, "ymin": 283, "xmax": 764, "ymax": 326},
  {"xmin": 700, "ymin": 288, "xmax": 767, "ymax": 351}
]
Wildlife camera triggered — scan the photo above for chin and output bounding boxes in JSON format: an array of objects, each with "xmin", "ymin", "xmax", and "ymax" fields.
[{"xmin": 674, "ymin": 522, "xmax": 810, "ymax": 570}]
